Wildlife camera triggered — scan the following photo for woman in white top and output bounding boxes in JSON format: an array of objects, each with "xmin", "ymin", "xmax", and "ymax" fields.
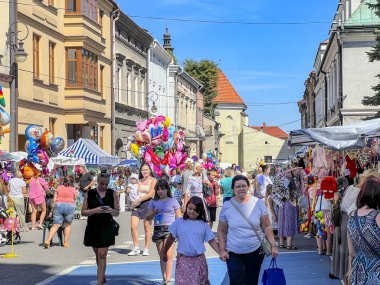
[
  {"xmin": 184, "ymin": 163, "xmax": 206, "ymax": 208},
  {"xmin": 218, "ymin": 175, "xmax": 278, "ymax": 285},
  {"xmin": 8, "ymin": 171, "xmax": 27, "ymax": 231}
]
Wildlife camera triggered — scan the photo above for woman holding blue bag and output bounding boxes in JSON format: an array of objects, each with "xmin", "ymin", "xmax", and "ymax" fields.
[{"xmin": 218, "ymin": 175, "xmax": 278, "ymax": 285}]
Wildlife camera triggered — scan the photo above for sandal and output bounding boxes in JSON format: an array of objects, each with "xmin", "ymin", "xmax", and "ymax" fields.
[
  {"xmin": 43, "ymin": 241, "xmax": 50, "ymax": 249},
  {"xmin": 286, "ymin": 245, "xmax": 298, "ymax": 250},
  {"xmin": 279, "ymin": 244, "xmax": 286, "ymax": 248}
]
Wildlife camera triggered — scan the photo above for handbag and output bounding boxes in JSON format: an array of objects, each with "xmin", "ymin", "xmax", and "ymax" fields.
[
  {"xmin": 261, "ymin": 258, "xmax": 286, "ymax": 285},
  {"xmin": 230, "ymin": 199, "xmax": 272, "ymax": 256},
  {"xmin": 95, "ymin": 192, "xmax": 120, "ymax": 237},
  {"xmin": 202, "ymin": 183, "xmax": 213, "ymax": 198},
  {"xmin": 205, "ymin": 184, "xmax": 217, "ymax": 207},
  {"xmin": 354, "ymin": 210, "xmax": 380, "ymax": 259}
]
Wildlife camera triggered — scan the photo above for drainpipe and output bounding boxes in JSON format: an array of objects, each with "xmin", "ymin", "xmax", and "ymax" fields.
[
  {"xmin": 337, "ymin": 31, "xmax": 343, "ymax": 126},
  {"xmin": 175, "ymin": 66, "xmax": 184, "ymax": 129},
  {"xmin": 111, "ymin": 5, "xmax": 120, "ymax": 155}
]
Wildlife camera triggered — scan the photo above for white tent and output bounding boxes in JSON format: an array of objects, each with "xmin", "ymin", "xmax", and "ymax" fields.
[
  {"xmin": 288, "ymin": 118, "xmax": 380, "ymax": 150},
  {"xmin": 60, "ymin": 138, "xmax": 119, "ymax": 165},
  {"xmin": 50, "ymin": 155, "xmax": 86, "ymax": 166}
]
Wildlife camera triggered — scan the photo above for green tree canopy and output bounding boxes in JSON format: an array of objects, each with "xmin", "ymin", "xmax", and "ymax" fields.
[
  {"xmin": 184, "ymin": 59, "xmax": 218, "ymax": 118},
  {"xmin": 362, "ymin": 0, "xmax": 380, "ymax": 117}
]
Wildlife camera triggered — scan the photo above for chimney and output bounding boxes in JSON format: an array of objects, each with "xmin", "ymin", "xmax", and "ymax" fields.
[{"xmin": 262, "ymin": 122, "xmax": 266, "ymax": 129}]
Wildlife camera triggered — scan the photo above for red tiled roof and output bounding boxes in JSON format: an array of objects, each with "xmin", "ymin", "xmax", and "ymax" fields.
[
  {"xmin": 215, "ymin": 70, "xmax": 245, "ymax": 104},
  {"xmin": 250, "ymin": 123, "xmax": 288, "ymax": 139}
]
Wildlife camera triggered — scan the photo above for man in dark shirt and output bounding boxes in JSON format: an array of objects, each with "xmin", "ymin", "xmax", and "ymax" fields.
[{"xmin": 78, "ymin": 166, "xmax": 94, "ymax": 219}]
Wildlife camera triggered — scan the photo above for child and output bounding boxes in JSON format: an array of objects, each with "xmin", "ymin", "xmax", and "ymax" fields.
[
  {"xmin": 126, "ymin": 173, "xmax": 139, "ymax": 210},
  {"xmin": 115, "ymin": 175, "xmax": 126, "ymax": 212},
  {"xmin": 163, "ymin": 196, "xmax": 220, "ymax": 285},
  {"xmin": 173, "ymin": 181, "xmax": 184, "ymax": 208},
  {"xmin": 265, "ymin": 184, "xmax": 278, "ymax": 235}
]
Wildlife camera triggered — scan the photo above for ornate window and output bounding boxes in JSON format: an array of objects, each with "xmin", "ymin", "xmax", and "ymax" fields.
[{"xmin": 66, "ymin": 0, "xmax": 98, "ymax": 22}]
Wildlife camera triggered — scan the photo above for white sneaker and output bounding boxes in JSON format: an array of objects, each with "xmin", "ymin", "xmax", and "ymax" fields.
[
  {"xmin": 142, "ymin": 248, "xmax": 150, "ymax": 256},
  {"xmin": 128, "ymin": 247, "xmax": 140, "ymax": 256}
]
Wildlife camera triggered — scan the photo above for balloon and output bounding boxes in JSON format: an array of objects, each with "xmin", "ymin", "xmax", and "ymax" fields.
[
  {"xmin": 25, "ymin": 138, "xmax": 38, "ymax": 155},
  {"xmin": 162, "ymin": 127, "xmax": 169, "ymax": 141},
  {"xmin": 146, "ymin": 147, "xmax": 161, "ymax": 165},
  {"xmin": 0, "ymin": 128, "xmax": 11, "ymax": 135},
  {"xmin": 178, "ymin": 163, "xmax": 186, "ymax": 171},
  {"xmin": 135, "ymin": 131, "xmax": 143, "ymax": 142},
  {"xmin": 156, "ymin": 126, "xmax": 162, "ymax": 136},
  {"xmin": 50, "ymin": 137, "xmax": 65, "ymax": 153},
  {"xmin": 144, "ymin": 151, "xmax": 152, "ymax": 163},
  {"xmin": 162, "ymin": 152, "xmax": 169, "ymax": 165},
  {"xmin": 163, "ymin": 164, "xmax": 170, "ymax": 176},
  {"xmin": 136, "ymin": 120, "xmax": 147, "ymax": 131},
  {"xmin": 37, "ymin": 149, "xmax": 49, "ymax": 166},
  {"xmin": 142, "ymin": 131, "xmax": 151, "ymax": 144},
  {"xmin": 175, "ymin": 151, "xmax": 183, "ymax": 164},
  {"xmin": 168, "ymin": 138, "xmax": 174, "ymax": 149},
  {"xmin": 149, "ymin": 124, "xmax": 155, "ymax": 140},
  {"xmin": 162, "ymin": 141, "xmax": 170, "ymax": 151},
  {"xmin": 28, "ymin": 154, "xmax": 40, "ymax": 163},
  {"xmin": 40, "ymin": 131, "xmax": 54, "ymax": 149},
  {"xmin": 180, "ymin": 153, "xmax": 188, "ymax": 164},
  {"xmin": 131, "ymin": 143, "xmax": 140, "ymax": 157},
  {"xmin": 152, "ymin": 138, "xmax": 163, "ymax": 146},
  {"xmin": 4, "ymin": 218, "xmax": 17, "ymax": 231},
  {"xmin": 163, "ymin": 117, "xmax": 171, "ymax": 128},
  {"xmin": 168, "ymin": 126, "xmax": 175, "ymax": 138},
  {"xmin": 177, "ymin": 141, "xmax": 183, "ymax": 151},
  {"xmin": 169, "ymin": 153, "xmax": 176, "ymax": 168},
  {"xmin": 154, "ymin": 146, "xmax": 165, "ymax": 158},
  {"xmin": 156, "ymin": 115, "xmax": 166, "ymax": 125},
  {"xmin": 125, "ymin": 141, "xmax": 132, "ymax": 151},
  {"xmin": 153, "ymin": 163, "xmax": 162, "ymax": 177},
  {"xmin": 25, "ymin": 125, "xmax": 43, "ymax": 140},
  {"xmin": 0, "ymin": 107, "xmax": 10, "ymax": 126}
]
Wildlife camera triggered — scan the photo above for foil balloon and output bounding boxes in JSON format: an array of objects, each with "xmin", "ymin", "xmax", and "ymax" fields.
[
  {"xmin": 27, "ymin": 154, "xmax": 40, "ymax": 163},
  {"xmin": 162, "ymin": 127, "xmax": 169, "ymax": 141},
  {"xmin": 50, "ymin": 137, "xmax": 65, "ymax": 153},
  {"xmin": 37, "ymin": 149, "xmax": 49, "ymax": 166},
  {"xmin": 25, "ymin": 125, "xmax": 43, "ymax": 140},
  {"xmin": 0, "ymin": 107, "xmax": 10, "ymax": 126},
  {"xmin": 135, "ymin": 131, "xmax": 143, "ymax": 142},
  {"xmin": 163, "ymin": 117, "xmax": 171, "ymax": 128},
  {"xmin": 131, "ymin": 143, "xmax": 140, "ymax": 157},
  {"xmin": 40, "ymin": 131, "xmax": 54, "ymax": 149},
  {"xmin": 142, "ymin": 131, "xmax": 151, "ymax": 144},
  {"xmin": 4, "ymin": 218, "xmax": 17, "ymax": 231},
  {"xmin": 136, "ymin": 120, "xmax": 147, "ymax": 131},
  {"xmin": 25, "ymin": 138, "xmax": 38, "ymax": 155},
  {"xmin": 154, "ymin": 146, "xmax": 165, "ymax": 158},
  {"xmin": 144, "ymin": 151, "xmax": 152, "ymax": 163}
]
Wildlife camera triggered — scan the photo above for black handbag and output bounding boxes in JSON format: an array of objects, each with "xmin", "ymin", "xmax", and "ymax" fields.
[
  {"xmin": 202, "ymin": 183, "xmax": 213, "ymax": 198},
  {"xmin": 95, "ymin": 192, "xmax": 119, "ymax": 236}
]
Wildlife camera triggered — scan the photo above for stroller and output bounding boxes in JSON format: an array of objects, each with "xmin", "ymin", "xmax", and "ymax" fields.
[
  {"xmin": 41, "ymin": 189, "xmax": 63, "ymax": 246},
  {"xmin": 0, "ymin": 207, "xmax": 21, "ymax": 246}
]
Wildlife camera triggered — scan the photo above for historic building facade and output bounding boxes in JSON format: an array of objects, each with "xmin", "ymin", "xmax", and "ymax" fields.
[{"xmin": 114, "ymin": 11, "xmax": 153, "ymax": 158}]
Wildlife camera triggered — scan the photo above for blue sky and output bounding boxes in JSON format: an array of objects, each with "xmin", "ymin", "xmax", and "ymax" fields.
[{"xmin": 119, "ymin": 0, "xmax": 339, "ymax": 132}]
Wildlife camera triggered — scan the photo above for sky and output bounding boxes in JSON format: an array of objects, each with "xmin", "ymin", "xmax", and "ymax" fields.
[{"xmin": 119, "ymin": 0, "xmax": 339, "ymax": 133}]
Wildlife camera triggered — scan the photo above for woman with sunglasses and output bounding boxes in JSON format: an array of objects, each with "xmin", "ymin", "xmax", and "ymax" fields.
[
  {"xmin": 146, "ymin": 179, "xmax": 182, "ymax": 285},
  {"xmin": 218, "ymin": 175, "xmax": 278, "ymax": 285},
  {"xmin": 82, "ymin": 169, "xmax": 120, "ymax": 285},
  {"xmin": 128, "ymin": 163, "xmax": 157, "ymax": 256}
]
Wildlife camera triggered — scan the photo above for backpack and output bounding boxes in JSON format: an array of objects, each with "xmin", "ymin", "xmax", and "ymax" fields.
[{"xmin": 202, "ymin": 183, "xmax": 213, "ymax": 198}]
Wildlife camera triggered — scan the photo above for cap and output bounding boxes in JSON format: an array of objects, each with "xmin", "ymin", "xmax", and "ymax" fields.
[{"xmin": 130, "ymin": 173, "xmax": 138, "ymax": 180}]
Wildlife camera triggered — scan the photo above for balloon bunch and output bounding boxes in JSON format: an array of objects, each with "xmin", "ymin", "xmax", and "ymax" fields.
[
  {"xmin": 23, "ymin": 125, "xmax": 65, "ymax": 177},
  {"xmin": 126, "ymin": 115, "xmax": 187, "ymax": 177},
  {"xmin": 202, "ymin": 150, "xmax": 219, "ymax": 170},
  {"xmin": 0, "ymin": 85, "xmax": 11, "ymax": 144}
]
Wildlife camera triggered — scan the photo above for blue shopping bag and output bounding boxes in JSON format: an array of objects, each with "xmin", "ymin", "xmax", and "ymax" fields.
[{"xmin": 261, "ymin": 258, "xmax": 286, "ymax": 285}]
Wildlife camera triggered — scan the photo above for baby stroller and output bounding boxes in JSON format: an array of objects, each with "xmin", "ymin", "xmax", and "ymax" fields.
[
  {"xmin": 41, "ymin": 189, "xmax": 63, "ymax": 246},
  {"xmin": 0, "ymin": 207, "xmax": 21, "ymax": 246}
]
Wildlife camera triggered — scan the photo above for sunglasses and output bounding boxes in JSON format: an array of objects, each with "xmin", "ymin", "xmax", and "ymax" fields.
[{"xmin": 100, "ymin": 173, "xmax": 111, "ymax": 178}]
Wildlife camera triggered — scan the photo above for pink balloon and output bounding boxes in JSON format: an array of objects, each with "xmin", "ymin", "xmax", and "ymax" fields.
[
  {"xmin": 151, "ymin": 138, "xmax": 163, "ymax": 146},
  {"xmin": 135, "ymin": 131, "xmax": 143, "ymax": 142},
  {"xmin": 169, "ymin": 153, "xmax": 176, "ymax": 167},
  {"xmin": 144, "ymin": 152, "xmax": 152, "ymax": 163},
  {"xmin": 162, "ymin": 127, "xmax": 169, "ymax": 141},
  {"xmin": 178, "ymin": 163, "xmax": 186, "ymax": 171},
  {"xmin": 136, "ymin": 120, "xmax": 147, "ymax": 131},
  {"xmin": 153, "ymin": 164, "xmax": 162, "ymax": 177},
  {"xmin": 180, "ymin": 153, "xmax": 188, "ymax": 164},
  {"xmin": 175, "ymin": 151, "xmax": 182, "ymax": 165},
  {"xmin": 4, "ymin": 218, "xmax": 17, "ymax": 231},
  {"xmin": 155, "ymin": 115, "xmax": 166, "ymax": 125},
  {"xmin": 142, "ymin": 131, "xmax": 151, "ymax": 144},
  {"xmin": 37, "ymin": 149, "xmax": 49, "ymax": 166}
]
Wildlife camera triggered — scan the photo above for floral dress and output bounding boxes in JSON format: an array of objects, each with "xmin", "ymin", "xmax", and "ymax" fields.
[{"xmin": 348, "ymin": 210, "xmax": 380, "ymax": 285}]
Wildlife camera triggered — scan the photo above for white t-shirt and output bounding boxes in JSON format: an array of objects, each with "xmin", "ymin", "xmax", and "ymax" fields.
[
  {"xmin": 8, "ymin": 178, "xmax": 26, "ymax": 199},
  {"xmin": 341, "ymin": 185, "xmax": 360, "ymax": 214},
  {"xmin": 257, "ymin": 174, "xmax": 272, "ymax": 198},
  {"xmin": 315, "ymin": 195, "xmax": 332, "ymax": 211},
  {"xmin": 219, "ymin": 196, "xmax": 268, "ymax": 254},
  {"xmin": 169, "ymin": 217, "xmax": 214, "ymax": 257}
]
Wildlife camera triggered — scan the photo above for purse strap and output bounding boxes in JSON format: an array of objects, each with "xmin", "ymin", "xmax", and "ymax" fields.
[
  {"xmin": 354, "ymin": 209, "xmax": 380, "ymax": 259},
  {"xmin": 95, "ymin": 192, "xmax": 105, "ymax": 206},
  {"xmin": 230, "ymin": 199, "xmax": 264, "ymax": 244}
]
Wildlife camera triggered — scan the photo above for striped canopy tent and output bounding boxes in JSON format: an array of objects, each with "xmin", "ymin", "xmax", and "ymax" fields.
[{"xmin": 60, "ymin": 139, "xmax": 119, "ymax": 166}]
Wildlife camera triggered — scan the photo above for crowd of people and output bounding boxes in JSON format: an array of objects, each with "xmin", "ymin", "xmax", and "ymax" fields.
[{"xmin": 1, "ymin": 156, "xmax": 379, "ymax": 285}]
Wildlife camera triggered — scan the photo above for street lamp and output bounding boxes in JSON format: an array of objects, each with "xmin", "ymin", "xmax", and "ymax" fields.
[
  {"xmin": 6, "ymin": 21, "xmax": 29, "ymax": 152},
  {"xmin": 148, "ymin": 91, "xmax": 159, "ymax": 114}
]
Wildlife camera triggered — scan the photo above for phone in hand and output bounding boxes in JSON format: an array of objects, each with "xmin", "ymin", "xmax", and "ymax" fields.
[{"xmin": 101, "ymin": 206, "xmax": 110, "ymax": 210}]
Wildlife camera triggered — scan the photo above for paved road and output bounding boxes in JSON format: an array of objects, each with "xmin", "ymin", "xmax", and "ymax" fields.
[{"xmin": 0, "ymin": 210, "xmax": 340, "ymax": 285}]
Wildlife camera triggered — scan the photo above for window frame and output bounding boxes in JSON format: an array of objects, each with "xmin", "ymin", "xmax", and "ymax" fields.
[
  {"xmin": 49, "ymin": 41, "xmax": 56, "ymax": 84},
  {"xmin": 33, "ymin": 34, "xmax": 40, "ymax": 79},
  {"xmin": 65, "ymin": 0, "xmax": 98, "ymax": 22}
]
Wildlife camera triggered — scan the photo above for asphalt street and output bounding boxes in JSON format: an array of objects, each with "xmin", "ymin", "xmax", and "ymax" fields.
[{"xmin": 0, "ymin": 208, "xmax": 340, "ymax": 285}]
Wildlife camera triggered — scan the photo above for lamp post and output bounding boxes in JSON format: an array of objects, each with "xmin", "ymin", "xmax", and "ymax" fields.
[
  {"xmin": 7, "ymin": 21, "xmax": 29, "ymax": 152},
  {"xmin": 148, "ymin": 91, "xmax": 159, "ymax": 115}
]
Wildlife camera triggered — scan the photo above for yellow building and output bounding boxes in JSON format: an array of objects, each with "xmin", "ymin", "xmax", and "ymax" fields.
[{"xmin": 15, "ymin": 0, "xmax": 117, "ymax": 153}]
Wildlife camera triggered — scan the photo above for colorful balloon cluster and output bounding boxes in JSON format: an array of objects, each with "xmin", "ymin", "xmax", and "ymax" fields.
[
  {"xmin": 0, "ymin": 85, "xmax": 11, "ymax": 143},
  {"xmin": 126, "ymin": 115, "xmax": 187, "ymax": 177},
  {"xmin": 23, "ymin": 125, "xmax": 65, "ymax": 176},
  {"xmin": 202, "ymin": 150, "xmax": 219, "ymax": 170}
]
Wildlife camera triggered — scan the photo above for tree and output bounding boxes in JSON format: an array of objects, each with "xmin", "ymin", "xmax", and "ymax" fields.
[
  {"xmin": 184, "ymin": 59, "xmax": 218, "ymax": 117},
  {"xmin": 362, "ymin": 1, "xmax": 380, "ymax": 117}
]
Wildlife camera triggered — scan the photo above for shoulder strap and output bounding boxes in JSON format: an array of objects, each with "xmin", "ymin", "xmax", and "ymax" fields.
[
  {"xmin": 95, "ymin": 192, "xmax": 105, "ymax": 206},
  {"xmin": 230, "ymin": 199, "xmax": 264, "ymax": 243},
  {"xmin": 354, "ymin": 210, "xmax": 380, "ymax": 259}
]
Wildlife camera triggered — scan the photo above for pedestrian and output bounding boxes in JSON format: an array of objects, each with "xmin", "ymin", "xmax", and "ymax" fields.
[
  {"xmin": 162, "ymin": 196, "xmax": 220, "ymax": 285},
  {"xmin": 231, "ymin": 163, "xmax": 237, "ymax": 176},
  {"xmin": 347, "ymin": 176, "xmax": 380, "ymax": 285},
  {"xmin": 29, "ymin": 173, "xmax": 49, "ymax": 230},
  {"xmin": 184, "ymin": 163, "xmax": 206, "ymax": 211},
  {"xmin": 265, "ymin": 184, "xmax": 278, "ymax": 234},
  {"xmin": 219, "ymin": 168, "xmax": 234, "ymax": 203},
  {"xmin": 173, "ymin": 182, "xmax": 184, "ymax": 209},
  {"xmin": 82, "ymin": 168, "xmax": 120, "ymax": 285},
  {"xmin": 124, "ymin": 168, "xmax": 132, "ymax": 210},
  {"xmin": 146, "ymin": 179, "xmax": 182, "ymax": 285},
  {"xmin": 218, "ymin": 175, "xmax": 278, "ymax": 285},
  {"xmin": 43, "ymin": 176, "xmax": 77, "ymax": 248},
  {"xmin": 77, "ymin": 166, "xmax": 95, "ymax": 219},
  {"xmin": 128, "ymin": 163, "xmax": 157, "ymax": 256},
  {"xmin": 182, "ymin": 161, "xmax": 194, "ymax": 193},
  {"xmin": 205, "ymin": 170, "xmax": 219, "ymax": 229},
  {"xmin": 314, "ymin": 194, "xmax": 331, "ymax": 254},
  {"xmin": 115, "ymin": 175, "xmax": 126, "ymax": 212},
  {"xmin": 256, "ymin": 164, "xmax": 272, "ymax": 199},
  {"xmin": 8, "ymin": 171, "xmax": 28, "ymax": 232}
]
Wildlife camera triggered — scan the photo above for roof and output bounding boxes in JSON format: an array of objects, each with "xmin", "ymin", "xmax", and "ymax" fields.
[
  {"xmin": 215, "ymin": 70, "xmax": 245, "ymax": 104},
  {"xmin": 344, "ymin": 0, "xmax": 380, "ymax": 27},
  {"xmin": 250, "ymin": 124, "xmax": 288, "ymax": 139}
]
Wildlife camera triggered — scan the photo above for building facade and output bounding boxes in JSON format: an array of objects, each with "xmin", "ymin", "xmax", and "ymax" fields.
[
  {"xmin": 147, "ymin": 39, "xmax": 172, "ymax": 117},
  {"xmin": 16, "ymin": 0, "xmax": 117, "ymax": 153},
  {"xmin": 298, "ymin": 71, "xmax": 317, "ymax": 128},
  {"xmin": 311, "ymin": 0, "xmax": 380, "ymax": 127},
  {"xmin": 114, "ymin": 11, "xmax": 153, "ymax": 158}
]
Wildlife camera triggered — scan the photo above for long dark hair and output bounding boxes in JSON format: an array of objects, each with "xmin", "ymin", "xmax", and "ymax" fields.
[
  {"xmin": 183, "ymin": 196, "xmax": 208, "ymax": 222},
  {"xmin": 153, "ymin": 179, "xmax": 172, "ymax": 200},
  {"xmin": 356, "ymin": 176, "xmax": 380, "ymax": 210},
  {"xmin": 139, "ymin": 163, "xmax": 154, "ymax": 180}
]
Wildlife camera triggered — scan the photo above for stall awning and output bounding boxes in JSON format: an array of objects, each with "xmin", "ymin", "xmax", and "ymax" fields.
[
  {"xmin": 60, "ymin": 139, "xmax": 119, "ymax": 165},
  {"xmin": 289, "ymin": 118, "xmax": 380, "ymax": 150}
]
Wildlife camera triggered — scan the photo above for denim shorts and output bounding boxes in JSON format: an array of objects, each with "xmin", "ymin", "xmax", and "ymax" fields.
[
  {"xmin": 78, "ymin": 191, "xmax": 85, "ymax": 204},
  {"xmin": 53, "ymin": 203, "xmax": 75, "ymax": 225}
]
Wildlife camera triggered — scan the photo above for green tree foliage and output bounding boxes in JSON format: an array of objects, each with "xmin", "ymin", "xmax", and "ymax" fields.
[
  {"xmin": 184, "ymin": 59, "xmax": 218, "ymax": 117},
  {"xmin": 362, "ymin": 1, "xmax": 380, "ymax": 116}
]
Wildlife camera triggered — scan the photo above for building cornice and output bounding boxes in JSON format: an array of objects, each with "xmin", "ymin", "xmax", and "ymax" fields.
[
  {"xmin": 150, "ymin": 40, "xmax": 173, "ymax": 64},
  {"xmin": 116, "ymin": 12, "xmax": 154, "ymax": 46},
  {"xmin": 116, "ymin": 34, "xmax": 148, "ymax": 58},
  {"xmin": 216, "ymin": 103, "xmax": 247, "ymax": 111},
  {"xmin": 19, "ymin": 99, "xmax": 65, "ymax": 115},
  {"xmin": 65, "ymin": 35, "xmax": 106, "ymax": 53}
]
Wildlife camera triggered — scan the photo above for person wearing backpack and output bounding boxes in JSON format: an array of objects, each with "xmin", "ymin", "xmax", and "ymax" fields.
[{"xmin": 205, "ymin": 170, "xmax": 219, "ymax": 229}]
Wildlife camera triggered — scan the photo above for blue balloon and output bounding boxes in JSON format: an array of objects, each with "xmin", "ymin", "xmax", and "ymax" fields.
[
  {"xmin": 25, "ymin": 139, "xmax": 38, "ymax": 155},
  {"xmin": 25, "ymin": 125, "xmax": 43, "ymax": 140},
  {"xmin": 28, "ymin": 154, "xmax": 40, "ymax": 163},
  {"xmin": 168, "ymin": 126, "xmax": 175, "ymax": 138},
  {"xmin": 157, "ymin": 126, "xmax": 162, "ymax": 135},
  {"xmin": 150, "ymin": 127, "xmax": 155, "ymax": 139},
  {"xmin": 168, "ymin": 138, "xmax": 174, "ymax": 149},
  {"xmin": 50, "ymin": 137, "xmax": 65, "ymax": 153}
]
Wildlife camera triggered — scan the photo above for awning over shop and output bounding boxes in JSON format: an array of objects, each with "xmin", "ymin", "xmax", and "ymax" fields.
[
  {"xmin": 288, "ymin": 118, "xmax": 380, "ymax": 150},
  {"xmin": 50, "ymin": 155, "xmax": 86, "ymax": 166},
  {"xmin": 60, "ymin": 139, "xmax": 119, "ymax": 165}
]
